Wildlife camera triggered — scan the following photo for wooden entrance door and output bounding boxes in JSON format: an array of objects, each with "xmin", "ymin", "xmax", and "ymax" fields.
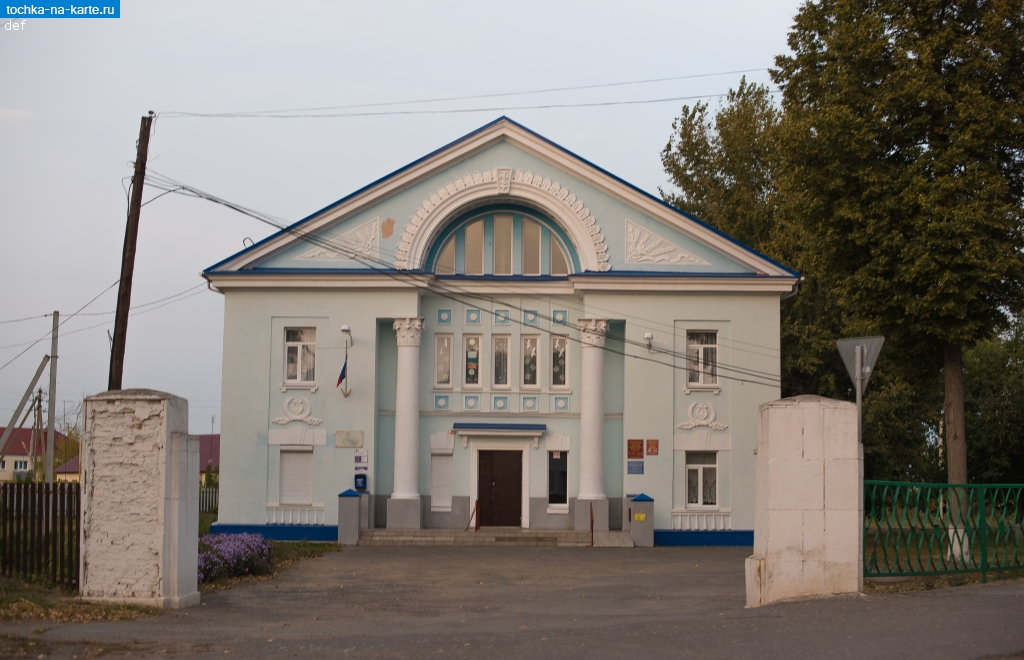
[{"xmin": 478, "ymin": 450, "xmax": 522, "ymax": 527}]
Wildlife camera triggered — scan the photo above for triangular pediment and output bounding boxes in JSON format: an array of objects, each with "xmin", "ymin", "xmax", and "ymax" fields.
[{"xmin": 205, "ymin": 117, "xmax": 798, "ymax": 285}]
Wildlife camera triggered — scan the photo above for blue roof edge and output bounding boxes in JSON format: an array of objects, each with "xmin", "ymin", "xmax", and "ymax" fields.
[
  {"xmin": 205, "ymin": 267, "xmax": 796, "ymax": 279},
  {"xmin": 203, "ymin": 116, "xmax": 800, "ymax": 279}
]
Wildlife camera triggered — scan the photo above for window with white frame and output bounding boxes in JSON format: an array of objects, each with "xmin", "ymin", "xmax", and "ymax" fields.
[
  {"xmin": 0, "ymin": 459, "xmax": 6, "ymax": 470},
  {"xmin": 14, "ymin": 460, "xmax": 29, "ymax": 471},
  {"xmin": 464, "ymin": 335, "xmax": 482, "ymax": 387},
  {"xmin": 435, "ymin": 334, "xmax": 453, "ymax": 387},
  {"xmin": 550, "ymin": 235, "xmax": 570, "ymax": 276},
  {"xmin": 493, "ymin": 335, "xmax": 510, "ymax": 387},
  {"xmin": 280, "ymin": 448, "xmax": 313, "ymax": 506},
  {"xmin": 687, "ymin": 331, "xmax": 718, "ymax": 386},
  {"xmin": 686, "ymin": 451, "xmax": 717, "ymax": 507},
  {"xmin": 522, "ymin": 336, "xmax": 539, "ymax": 387},
  {"xmin": 285, "ymin": 328, "xmax": 316, "ymax": 383},
  {"xmin": 551, "ymin": 335, "xmax": 568, "ymax": 388}
]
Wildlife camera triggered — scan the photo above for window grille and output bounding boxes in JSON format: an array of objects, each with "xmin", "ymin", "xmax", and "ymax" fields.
[
  {"xmin": 464, "ymin": 335, "xmax": 481, "ymax": 386},
  {"xmin": 522, "ymin": 336, "xmax": 539, "ymax": 386},
  {"xmin": 551, "ymin": 336, "xmax": 567, "ymax": 387},
  {"xmin": 493, "ymin": 336, "xmax": 510, "ymax": 386},
  {"xmin": 435, "ymin": 334, "xmax": 453, "ymax": 387}
]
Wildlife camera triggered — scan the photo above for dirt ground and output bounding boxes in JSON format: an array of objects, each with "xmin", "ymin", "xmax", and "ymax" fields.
[{"xmin": 0, "ymin": 545, "xmax": 1022, "ymax": 659}]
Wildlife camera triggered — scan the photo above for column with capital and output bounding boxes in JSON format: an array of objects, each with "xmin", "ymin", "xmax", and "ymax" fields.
[
  {"xmin": 576, "ymin": 318, "xmax": 610, "ymax": 531},
  {"xmin": 388, "ymin": 318, "xmax": 425, "ymax": 529}
]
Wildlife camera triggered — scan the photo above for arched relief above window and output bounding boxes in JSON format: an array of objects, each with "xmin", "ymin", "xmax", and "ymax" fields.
[{"xmin": 393, "ymin": 168, "xmax": 611, "ymax": 272}]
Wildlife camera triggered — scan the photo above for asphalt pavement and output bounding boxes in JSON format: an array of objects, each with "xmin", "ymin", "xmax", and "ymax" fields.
[{"xmin": 1, "ymin": 545, "xmax": 1022, "ymax": 659}]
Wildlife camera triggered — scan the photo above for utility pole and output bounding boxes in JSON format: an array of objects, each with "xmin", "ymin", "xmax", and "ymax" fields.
[
  {"xmin": 108, "ymin": 112, "xmax": 155, "ymax": 391},
  {"xmin": 45, "ymin": 311, "xmax": 57, "ymax": 483}
]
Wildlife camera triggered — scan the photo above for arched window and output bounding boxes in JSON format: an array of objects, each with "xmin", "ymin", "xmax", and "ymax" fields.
[{"xmin": 429, "ymin": 211, "xmax": 575, "ymax": 276}]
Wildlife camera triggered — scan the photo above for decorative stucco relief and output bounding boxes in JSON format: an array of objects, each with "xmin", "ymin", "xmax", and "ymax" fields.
[
  {"xmin": 625, "ymin": 218, "xmax": 708, "ymax": 265},
  {"xmin": 393, "ymin": 169, "xmax": 611, "ymax": 272},
  {"xmin": 393, "ymin": 317, "xmax": 425, "ymax": 347},
  {"xmin": 578, "ymin": 319, "xmax": 610, "ymax": 348},
  {"xmin": 272, "ymin": 397, "xmax": 323, "ymax": 426},
  {"xmin": 676, "ymin": 401, "xmax": 728, "ymax": 431},
  {"xmin": 296, "ymin": 217, "xmax": 379, "ymax": 261}
]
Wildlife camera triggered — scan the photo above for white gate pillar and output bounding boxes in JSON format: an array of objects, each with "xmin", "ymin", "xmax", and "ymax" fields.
[
  {"xmin": 389, "ymin": 318, "xmax": 425, "ymax": 528},
  {"xmin": 80, "ymin": 389, "xmax": 199, "ymax": 608},
  {"xmin": 745, "ymin": 395, "xmax": 863, "ymax": 607},
  {"xmin": 576, "ymin": 319, "xmax": 609, "ymax": 531}
]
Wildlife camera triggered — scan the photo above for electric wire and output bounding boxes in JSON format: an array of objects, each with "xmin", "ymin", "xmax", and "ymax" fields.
[
  {"xmin": 142, "ymin": 170, "xmax": 783, "ymax": 361},
  {"xmin": 145, "ymin": 173, "xmax": 781, "ymax": 386},
  {"xmin": 159, "ymin": 90, "xmax": 781, "ymax": 119},
  {"xmin": 160, "ymin": 68, "xmax": 769, "ymax": 117},
  {"xmin": 145, "ymin": 171, "xmax": 780, "ymax": 383},
  {"xmin": 0, "ymin": 289, "xmax": 209, "ymax": 351},
  {"xmin": 0, "ymin": 279, "xmax": 120, "ymax": 374}
]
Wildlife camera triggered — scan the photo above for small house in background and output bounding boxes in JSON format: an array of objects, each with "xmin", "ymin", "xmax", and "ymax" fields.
[
  {"xmin": 198, "ymin": 434, "xmax": 220, "ymax": 485},
  {"xmin": 0, "ymin": 427, "xmax": 69, "ymax": 482},
  {"xmin": 55, "ymin": 455, "xmax": 80, "ymax": 483}
]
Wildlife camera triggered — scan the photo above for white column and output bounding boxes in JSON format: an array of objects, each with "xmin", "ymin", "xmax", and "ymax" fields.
[
  {"xmin": 578, "ymin": 319, "xmax": 609, "ymax": 501},
  {"xmin": 392, "ymin": 318, "xmax": 424, "ymax": 502}
]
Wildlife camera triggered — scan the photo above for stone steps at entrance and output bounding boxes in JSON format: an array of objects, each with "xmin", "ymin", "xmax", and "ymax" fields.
[{"xmin": 358, "ymin": 528, "xmax": 633, "ymax": 548}]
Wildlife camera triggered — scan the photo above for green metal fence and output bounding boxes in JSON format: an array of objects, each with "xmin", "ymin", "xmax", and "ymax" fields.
[{"xmin": 864, "ymin": 481, "xmax": 1024, "ymax": 581}]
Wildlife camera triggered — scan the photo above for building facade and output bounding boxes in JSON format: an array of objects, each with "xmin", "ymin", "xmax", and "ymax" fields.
[{"xmin": 206, "ymin": 118, "xmax": 798, "ymax": 541}]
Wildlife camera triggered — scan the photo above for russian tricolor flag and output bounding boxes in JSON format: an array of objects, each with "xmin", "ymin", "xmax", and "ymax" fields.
[{"xmin": 337, "ymin": 356, "xmax": 348, "ymax": 387}]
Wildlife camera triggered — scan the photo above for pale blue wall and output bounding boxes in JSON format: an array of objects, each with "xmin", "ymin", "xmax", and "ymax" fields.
[{"xmin": 255, "ymin": 139, "xmax": 756, "ymax": 275}]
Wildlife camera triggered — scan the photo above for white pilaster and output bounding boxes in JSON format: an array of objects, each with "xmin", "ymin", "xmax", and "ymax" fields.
[
  {"xmin": 577, "ymin": 319, "xmax": 610, "ymax": 531},
  {"xmin": 389, "ymin": 318, "xmax": 425, "ymax": 528}
]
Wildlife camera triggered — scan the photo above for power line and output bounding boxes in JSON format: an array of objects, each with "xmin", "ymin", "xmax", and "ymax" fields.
[
  {"xmin": 0, "ymin": 314, "xmax": 53, "ymax": 326},
  {"xmin": 0, "ymin": 288, "xmax": 208, "ymax": 350},
  {"xmin": 159, "ymin": 90, "xmax": 780, "ymax": 120},
  {"xmin": 0, "ymin": 280, "xmax": 120, "ymax": 374},
  {"xmin": 1, "ymin": 283, "xmax": 207, "ymax": 324},
  {"xmin": 159, "ymin": 68, "xmax": 770, "ymax": 118},
  {"xmin": 145, "ymin": 171, "xmax": 780, "ymax": 383},
  {"xmin": 146, "ymin": 173, "xmax": 781, "ymax": 386}
]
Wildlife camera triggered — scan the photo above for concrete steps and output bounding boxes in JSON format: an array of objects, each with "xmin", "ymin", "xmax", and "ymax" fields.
[{"xmin": 358, "ymin": 528, "xmax": 633, "ymax": 548}]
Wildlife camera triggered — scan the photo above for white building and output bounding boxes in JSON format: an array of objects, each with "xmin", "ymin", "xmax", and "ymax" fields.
[{"xmin": 205, "ymin": 118, "xmax": 798, "ymax": 543}]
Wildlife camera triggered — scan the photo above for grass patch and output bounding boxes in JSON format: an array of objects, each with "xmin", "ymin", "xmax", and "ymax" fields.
[
  {"xmin": 865, "ymin": 568, "xmax": 1024, "ymax": 593},
  {"xmin": 199, "ymin": 511, "xmax": 217, "ymax": 536},
  {"xmin": 0, "ymin": 578, "xmax": 158, "ymax": 623}
]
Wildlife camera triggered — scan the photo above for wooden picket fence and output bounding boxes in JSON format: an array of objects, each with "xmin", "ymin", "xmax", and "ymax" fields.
[{"xmin": 0, "ymin": 483, "xmax": 80, "ymax": 589}]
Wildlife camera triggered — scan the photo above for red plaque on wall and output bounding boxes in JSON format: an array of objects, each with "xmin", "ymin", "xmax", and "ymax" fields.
[
  {"xmin": 646, "ymin": 439, "xmax": 659, "ymax": 456},
  {"xmin": 627, "ymin": 439, "xmax": 644, "ymax": 459}
]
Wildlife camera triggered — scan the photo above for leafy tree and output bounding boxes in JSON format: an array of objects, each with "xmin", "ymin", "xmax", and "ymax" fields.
[
  {"xmin": 660, "ymin": 78, "xmax": 781, "ymax": 254},
  {"xmin": 962, "ymin": 332, "xmax": 1024, "ymax": 483},
  {"xmin": 772, "ymin": 0, "xmax": 1024, "ymax": 484}
]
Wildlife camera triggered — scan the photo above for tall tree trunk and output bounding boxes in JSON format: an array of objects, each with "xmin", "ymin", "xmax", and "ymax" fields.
[{"xmin": 943, "ymin": 341, "xmax": 968, "ymax": 484}]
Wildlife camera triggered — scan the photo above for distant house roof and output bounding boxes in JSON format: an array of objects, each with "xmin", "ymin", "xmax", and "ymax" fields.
[
  {"xmin": 0, "ymin": 427, "xmax": 68, "ymax": 457},
  {"xmin": 198, "ymin": 434, "xmax": 219, "ymax": 471},
  {"xmin": 55, "ymin": 455, "xmax": 79, "ymax": 474}
]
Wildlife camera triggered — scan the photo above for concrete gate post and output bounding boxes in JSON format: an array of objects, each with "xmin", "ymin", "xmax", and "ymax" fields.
[
  {"xmin": 80, "ymin": 389, "xmax": 200, "ymax": 608},
  {"xmin": 745, "ymin": 395, "xmax": 862, "ymax": 607}
]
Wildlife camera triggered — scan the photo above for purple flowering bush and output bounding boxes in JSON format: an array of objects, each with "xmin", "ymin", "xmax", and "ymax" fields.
[{"xmin": 198, "ymin": 533, "xmax": 273, "ymax": 583}]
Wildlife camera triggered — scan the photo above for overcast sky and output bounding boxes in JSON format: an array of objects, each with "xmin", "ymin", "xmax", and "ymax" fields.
[{"xmin": 0, "ymin": 0, "xmax": 803, "ymax": 434}]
